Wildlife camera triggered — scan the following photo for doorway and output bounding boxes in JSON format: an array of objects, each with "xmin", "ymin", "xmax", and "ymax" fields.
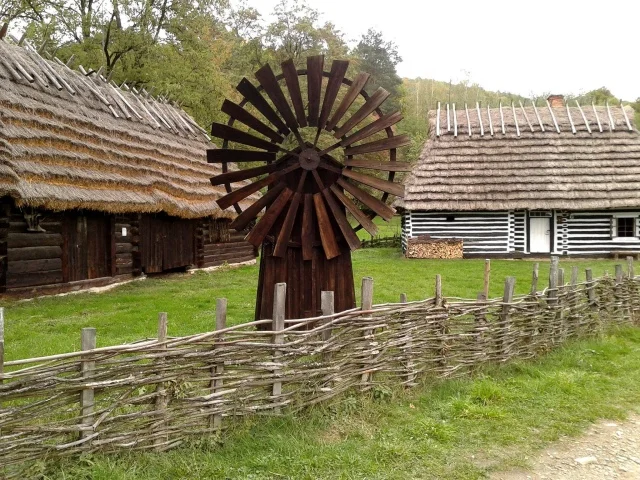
[{"xmin": 529, "ymin": 216, "xmax": 551, "ymax": 253}]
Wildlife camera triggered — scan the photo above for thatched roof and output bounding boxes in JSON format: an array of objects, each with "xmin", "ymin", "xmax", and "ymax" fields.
[
  {"xmin": 0, "ymin": 39, "xmax": 257, "ymax": 219},
  {"xmin": 402, "ymin": 102, "xmax": 640, "ymax": 211}
]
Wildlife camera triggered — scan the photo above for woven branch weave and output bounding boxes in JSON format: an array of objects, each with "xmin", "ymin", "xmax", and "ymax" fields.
[{"xmin": 1, "ymin": 273, "xmax": 639, "ymax": 477}]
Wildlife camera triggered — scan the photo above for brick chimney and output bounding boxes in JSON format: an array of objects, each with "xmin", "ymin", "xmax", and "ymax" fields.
[{"xmin": 547, "ymin": 94, "xmax": 564, "ymax": 108}]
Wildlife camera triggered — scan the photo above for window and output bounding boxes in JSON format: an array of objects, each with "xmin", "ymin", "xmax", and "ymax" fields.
[
  {"xmin": 617, "ymin": 217, "xmax": 635, "ymax": 237},
  {"xmin": 446, "ymin": 215, "xmax": 455, "ymax": 222}
]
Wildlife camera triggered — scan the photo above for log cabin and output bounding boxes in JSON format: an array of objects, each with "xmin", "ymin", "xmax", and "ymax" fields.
[
  {"xmin": 400, "ymin": 96, "xmax": 640, "ymax": 258},
  {"xmin": 0, "ymin": 38, "xmax": 258, "ymax": 296}
]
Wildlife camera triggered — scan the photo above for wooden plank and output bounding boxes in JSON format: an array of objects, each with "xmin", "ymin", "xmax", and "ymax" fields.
[
  {"xmin": 329, "ymin": 185, "xmax": 378, "ymax": 236},
  {"xmin": 341, "ymin": 169, "xmax": 405, "ymax": 197},
  {"xmin": 326, "ymin": 72, "xmax": 370, "ymax": 131},
  {"xmin": 8, "ymin": 233, "xmax": 62, "ymax": 248},
  {"xmin": 255, "ymin": 63, "xmax": 299, "ymax": 131},
  {"xmin": 307, "ymin": 55, "xmax": 324, "ymax": 127},
  {"xmin": 7, "ymin": 270, "xmax": 64, "ymax": 288},
  {"xmin": 7, "ymin": 258, "xmax": 62, "ymax": 274},
  {"xmin": 221, "ymin": 99, "xmax": 283, "ymax": 143},
  {"xmin": 281, "ymin": 59, "xmax": 307, "ymax": 127},
  {"xmin": 236, "ymin": 77, "xmax": 289, "ymax": 134},
  {"xmin": 321, "ymin": 188, "xmax": 361, "ymax": 251},
  {"xmin": 210, "ymin": 123, "xmax": 279, "ymax": 152},
  {"xmin": 343, "ymin": 134, "xmax": 411, "ymax": 156},
  {"xmin": 341, "ymin": 111, "xmax": 403, "ymax": 147},
  {"xmin": 313, "ymin": 192, "xmax": 340, "ymax": 260},
  {"xmin": 318, "ymin": 60, "xmax": 349, "ymax": 130},
  {"xmin": 245, "ymin": 188, "xmax": 294, "ymax": 247},
  {"xmin": 207, "ymin": 149, "xmax": 276, "ymax": 163},
  {"xmin": 344, "ymin": 159, "xmax": 412, "ymax": 171},
  {"xmin": 210, "ymin": 163, "xmax": 279, "ymax": 186},
  {"xmin": 334, "ymin": 88, "xmax": 390, "ymax": 138},
  {"xmin": 273, "ymin": 172, "xmax": 307, "ymax": 257},
  {"xmin": 7, "ymin": 246, "xmax": 62, "ymax": 261},
  {"xmin": 217, "ymin": 165, "xmax": 296, "ymax": 210},
  {"xmin": 230, "ymin": 182, "xmax": 286, "ymax": 231},
  {"xmin": 301, "ymin": 194, "xmax": 314, "ymax": 261},
  {"xmin": 336, "ymin": 178, "xmax": 395, "ymax": 221}
]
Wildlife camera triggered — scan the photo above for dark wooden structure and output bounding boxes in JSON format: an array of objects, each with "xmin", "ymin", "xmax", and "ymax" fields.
[
  {"xmin": 209, "ymin": 56, "xmax": 407, "ymax": 320},
  {"xmin": 0, "ymin": 38, "xmax": 258, "ymax": 296}
]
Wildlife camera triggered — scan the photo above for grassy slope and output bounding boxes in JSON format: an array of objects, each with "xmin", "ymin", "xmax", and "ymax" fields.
[
  {"xmin": 2, "ymin": 249, "xmax": 622, "ymax": 361},
  {"xmin": 49, "ymin": 328, "xmax": 640, "ymax": 479}
]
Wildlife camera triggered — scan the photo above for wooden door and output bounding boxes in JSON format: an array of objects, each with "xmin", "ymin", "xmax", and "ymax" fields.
[
  {"xmin": 64, "ymin": 213, "xmax": 112, "ymax": 282},
  {"xmin": 86, "ymin": 215, "xmax": 111, "ymax": 279},
  {"xmin": 141, "ymin": 215, "xmax": 195, "ymax": 273},
  {"xmin": 530, "ymin": 217, "xmax": 551, "ymax": 253},
  {"xmin": 64, "ymin": 215, "xmax": 88, "ymax": 282}
]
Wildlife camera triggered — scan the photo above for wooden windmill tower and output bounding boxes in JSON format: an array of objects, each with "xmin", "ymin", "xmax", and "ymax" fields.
[{"xmin": 208, "ymin": 56, "xmax": 409, "ymax": 320}]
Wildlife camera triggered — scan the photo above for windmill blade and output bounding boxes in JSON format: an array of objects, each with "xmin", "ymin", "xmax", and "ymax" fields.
[
  {"xmin": 313, "ymin": 192, "xmax": 340, "ymax": 259},
  {"xmin": 306, "ymin": 55, "xmax": 324, "ymax": 127},
  {"xmin": 340, "ymin": 111, "xmax": 403, "ymax": 147},
  {"xmin": 222, "ymin": 99, "xmax": 284, "ymax": 144},
  {"xmin": 211, "ymin": 123, "xmax": 279, "ymax": 152},
  {"xmin": 217, "ymin": 163, "xmax": 299, "ymax": 210},
  {"xmin": 301, "ymin": 193, "xmax": 315, "ymax": 261},
  {"xmin": 281, "ymin": 59, "xmax": 307, "ymax": 127},
  {"xmin": 207, "ymin": 149, "xmax": 276, "ymax": 163},
  {"xmin": 344, "ymin": 159, "xmax": 413, "ymax": 172},
  {"xmin": 343, "ymin": 134, "xmax": 411, "ymax": 156},
  {"xmin": 236, "ymin": 77, "xmax": 289, "ymax": 135},
  {"xmin": 334, "ymin": 88, "xmax": 390, "ymax": 138},
  {"xmin": 230, "ymin": 182, "xmax": 286, "ymax": 231},
  {"xmin": 341, "ymin": 169, "xmax": 404, "ymax": 197},
  {"xmin": 273, "ymin": 172, "xmax": 308, "ymax": 257},
  {"xmin": 329, "ymin": 184, "xmax": 379, "ymax": 237},
  {"xmin": 245, "ymin": 188, "xmax": 294, "ymax": 247},
  {"xmin": 326, "ymin": 72, "xmax": 370, "ymax": 132},
  {"xmin": 317, "ymin": 60, "xmax": 349, "ymax": 136},
  {"xmin": 337, "ymin": 177, "xmax": 396, "ymax": 221},
  {"xmin": 210, "ymin": 162, "xmax": 279, "ymax": 186},
  {"xmin": 321, "ymin": 189, "xmax": 361, "ymax": 251},
  {"xmin": 255, "ymin": 63, "xmax": 300, "ymax": 132}
]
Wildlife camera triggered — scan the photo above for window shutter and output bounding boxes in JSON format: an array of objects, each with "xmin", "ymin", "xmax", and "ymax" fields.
[{"xmin": 611, "ymin": 217, "xmax": 617, "ymax": 238}]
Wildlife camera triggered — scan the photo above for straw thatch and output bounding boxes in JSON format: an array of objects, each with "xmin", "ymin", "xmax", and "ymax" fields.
[
  {"xmin": 402, "ymin": 102, "xmax": 640, "ymax": 211},
  {"xmin": 0, "ymin": 39, "xmax": 258, "ymax": 219}
]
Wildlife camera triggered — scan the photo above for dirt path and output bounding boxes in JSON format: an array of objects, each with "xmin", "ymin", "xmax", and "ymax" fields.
[{"xmin": 491, "ymin": 415, "xmax": 640, "ymax": 480}]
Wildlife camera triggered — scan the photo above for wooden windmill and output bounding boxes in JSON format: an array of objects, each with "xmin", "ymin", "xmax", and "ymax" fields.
[{"xmin": 208, "ymin": 56, "xmax": 409, "ymax": 320}]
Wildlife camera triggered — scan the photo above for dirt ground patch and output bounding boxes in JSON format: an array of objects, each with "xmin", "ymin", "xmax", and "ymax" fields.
[{"xmin": 492, "ymin": 414, "xmax": 640, "ymax": 479}]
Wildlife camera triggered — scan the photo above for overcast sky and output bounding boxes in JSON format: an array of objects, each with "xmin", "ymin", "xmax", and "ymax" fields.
[{"xmin": 247, "ymin": 0, "xmax": 640, "ymax": 101}]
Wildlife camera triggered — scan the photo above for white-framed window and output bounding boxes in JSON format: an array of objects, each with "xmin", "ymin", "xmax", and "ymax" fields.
[{"xmin": 611, "ymin": 215, "xmax": 640, "ymax": 239}]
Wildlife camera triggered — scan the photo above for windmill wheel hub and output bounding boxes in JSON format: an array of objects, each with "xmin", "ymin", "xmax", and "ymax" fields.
[{"xmin": 298, "ymin": 148, "xmax": 321, "ymax": 171}]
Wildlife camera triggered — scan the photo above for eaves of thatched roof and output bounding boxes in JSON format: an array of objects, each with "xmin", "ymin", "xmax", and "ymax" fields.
[
  {"xmin": 402, "ymin": 102, "xmax": 640, "ymax": 211},
  {"xmin": 0, "ymin": 39, "xmax": 258, "ymax": 219}
]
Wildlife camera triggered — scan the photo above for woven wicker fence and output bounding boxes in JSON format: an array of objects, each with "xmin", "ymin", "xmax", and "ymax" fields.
[{"xmin": 1, "ymin": 257, "xmax": 640, "ymax": 477}]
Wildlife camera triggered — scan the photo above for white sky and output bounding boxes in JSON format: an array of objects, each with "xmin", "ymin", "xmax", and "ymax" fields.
[{"xmin": 247, "ymin": 0, "xmax": 640, "ymax": 101}]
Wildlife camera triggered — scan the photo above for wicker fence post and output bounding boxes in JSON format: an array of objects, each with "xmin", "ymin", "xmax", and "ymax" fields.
[
  {"xmin": 0, "ymin": 307, "xmax": 4, "ymax": 383},
  {"xmin": 546, "ymin": 256, "xmax": 559, "ymax": 345},
  {"xmin": 154, "ymin": 313, "xmax": 168, "ymax": 449},
  {"xmin": 435, "ymin": 274, "xmax": 443, "ymax": 307},
  {"xmin": 498, "ymin": 277, "xmax": 515, "ymax": 361},
  {"xmin": 569, "ymin": 266, "xmax": 579, "ymax": 336},
  {"xmin": 272, "ymin": 283, "xmax": 286, "ymax": 413},
  {"xmin": 400, "ymin": 293, "xmax": 415, "ymax": 387},
  {"xmin": 483, "ymin": 259, "xmax": 491, "ymax": 299},
  {"xmin": 627, "ymin": 256, "xmax": 635, "ymax": 279},
  {"xmin": 614, "ymin": 264, "xmax": 625, "ymax": 322},
  {"xmin": 530, "ymin": 262, "xmax": 539, "ymax": 296},
  {"xmin": 210, "ymin": 298, "xmax": 226, "ymax": 431},
  {"xmin": 360, "ymin": 277, "xmax": 374, "ymax": 389},
  {"xmin": 627, "ymin": 256, "xmax": 638, "ymax": 323},
  {"xmin": 321, "ymin": 291, "xmax": 334, "ymax": 364},
  {"xmin": 80, "ymin": 327, "xmax": 96, "ymax": 441}
]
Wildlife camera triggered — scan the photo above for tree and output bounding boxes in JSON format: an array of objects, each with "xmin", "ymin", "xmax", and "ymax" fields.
[{"xmin": 352, "ymin": 29, "xmax": 402, "ymax": 112}]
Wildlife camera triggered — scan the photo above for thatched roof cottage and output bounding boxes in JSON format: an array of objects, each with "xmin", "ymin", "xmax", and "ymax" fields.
[
  {"xmin": 400, "ymin": 96, "xmax": 640, "ymax": 257},
  {"xmin": 0, "ymin": 37, "xmax": 258, "ymax": 295}
]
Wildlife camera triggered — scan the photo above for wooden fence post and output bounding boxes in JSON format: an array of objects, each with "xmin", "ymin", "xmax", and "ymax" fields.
[
  {"xmin": 154, "ymin": 313, "xmax": 168, "ymax": 449},
  {"xmin": 627, "ymin": 256, "xmax": 635, "ymax": 279},
  {"xmin": 548, "ymin": 256, "xmax": 559, "ymax": 304},
  {"xmin": 0, "ymin": 307, "xmax": 4, "ymax": 383},
  {"xmin": 483, "ymin": 259, "xmax": 491, "ymax": 299},
  {"xmin": 569, "ymin": 266, "xmax": 579, "ymax": 336},
  {"xmin": 400, "ymin": 293, "xmax": 415, "ymax": 386},
  {"xmin": 530, "ymin": 262, "xmax": 539, "ymax": 296},
  {"xmin": 272, "ymin": 283, "xmax": 286, "ymax": 413},
  {"xmin": 399, "ymin": 293, "xmax": 407, "ymax": 303},
  {"xmin": 360, "ymin": 277, "xmax": 374, "ymax": 388},
  {"xmin": 586, "ymin": 269, "xmax": 596, "ymax": 305},
  {"xmin": 321, "ymin": 291, "xmax": 334, "ymax": 365},
  {"xmin": 498, "ymin": 277, "xmax": 515, "ymax": 361},
  {"xmin": 435, "ymin": 274, "xmax": 443, "ymax": 307},
  {"xmin": 80, "ymin": 327, "xmax": 96, "ymax": 441},
  {"xmin": 210, "ymin": 298, "xmax": 226, "ymax": 431}
]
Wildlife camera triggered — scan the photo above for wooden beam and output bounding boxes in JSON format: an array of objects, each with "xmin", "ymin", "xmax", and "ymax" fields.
[{"xmin": 341, "ymin": 169, "xmax": 404, "ymax": 197}]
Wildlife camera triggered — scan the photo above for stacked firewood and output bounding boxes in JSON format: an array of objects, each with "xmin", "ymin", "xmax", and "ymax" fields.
[{"xmin": 406, "ymin": 235, "xmax": 463, "ymax": 259}]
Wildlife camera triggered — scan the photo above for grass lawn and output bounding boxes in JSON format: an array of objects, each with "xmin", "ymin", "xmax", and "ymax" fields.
[
  {"xmin": 354, "ymin": 215, "xmax": 401, "ymax": 240},
  {"xmin": 47, "ymin": 327, "xmax": 640, "ymax": 479},
  {"xmin": 1, "ymin": 248, "xmax": 624, "ymax": 361}
]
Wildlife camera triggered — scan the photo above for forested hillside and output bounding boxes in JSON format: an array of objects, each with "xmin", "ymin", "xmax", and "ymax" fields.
[{"xmin": 2, "ymin": 0, "xmax": 638, "ymax": 163}]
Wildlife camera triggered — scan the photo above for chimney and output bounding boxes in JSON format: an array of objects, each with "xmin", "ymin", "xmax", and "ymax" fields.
[{"xmin": 547, "ymin": 94, "xmax": 564, "ymax": 108}]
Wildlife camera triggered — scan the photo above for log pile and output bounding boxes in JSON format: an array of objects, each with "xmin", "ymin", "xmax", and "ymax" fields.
[{"xmin": 406, "ymin": 235, "xmax": 463, "ymax": 259}]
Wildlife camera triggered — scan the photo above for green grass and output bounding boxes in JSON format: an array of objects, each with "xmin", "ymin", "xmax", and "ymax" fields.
[
  {"xmin": 354, "ymin": 215, "xmax": 401, "ymax": 240},
  {"xmin": 46, "ymin": 327, "xmax": 640, "ymax": 479},
  {"xmin": 2, "ymin": 249, "xmax": 622, "ymax": 361}
]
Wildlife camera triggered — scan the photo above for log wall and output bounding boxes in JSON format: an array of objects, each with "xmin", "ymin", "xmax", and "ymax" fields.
[{"xmin": 197, "ymin": 218, "xmax": 256, "ymax": 269}]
